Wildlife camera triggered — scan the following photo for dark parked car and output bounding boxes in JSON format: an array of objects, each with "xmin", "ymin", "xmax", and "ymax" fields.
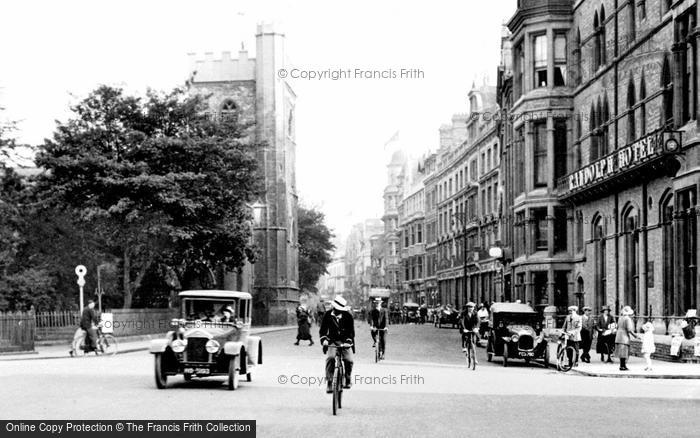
[
  {"xmin": 486, "ymin": 302, "xmax": 546, "ymax": 367},
  {"xmin": 437, "ymin": 306, "xmax": 459, "ymax": 328}
]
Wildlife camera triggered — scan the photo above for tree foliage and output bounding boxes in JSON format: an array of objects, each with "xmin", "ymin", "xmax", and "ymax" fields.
[
  {"xmin": 298, "ymin": 206, "xmax": 335, "ymax": 292},
  {"xmin": 31, "ymin": 85, "xmax": 263, "ymax": 308}
]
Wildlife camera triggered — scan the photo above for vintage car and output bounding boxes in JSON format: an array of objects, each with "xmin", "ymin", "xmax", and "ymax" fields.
[
  {"xmin": 486, "ymin": 302, "xmax": 545, "ymax": 367},
  {"xmin": 403, "ymin": 302, "xmax": 420, "ymax": 323},
  {"xmin": 437, "ymin": 306, "xmax": 459, "ymax": 328},
  {"xmin": 149, "ymin": 290, "xmax": 262, "ymax": 390}
]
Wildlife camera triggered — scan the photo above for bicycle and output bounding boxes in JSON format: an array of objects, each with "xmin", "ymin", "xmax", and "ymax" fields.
[
  {"xmin": 463, "ymin": 329, "xmax": 478, "ymax": 370},
  {"xmin": 372, "ymin": 328, "xmax": 388, "ymax": 363},
  {"xmin": 556, "ymin": 331, "xmax": 578, "ymax": 372},
  {"xmin": 330, "ymin": 342, "xmax": 353, "ymax": 416},
  {"xmin": 71, "ymin": 325, "xmax": 118, "ymax": 357}
]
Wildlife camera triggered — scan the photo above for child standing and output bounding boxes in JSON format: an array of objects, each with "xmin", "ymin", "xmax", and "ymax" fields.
[{"xmin": 641, "ymin": 321, "xmax": 655, "ymax": 371}]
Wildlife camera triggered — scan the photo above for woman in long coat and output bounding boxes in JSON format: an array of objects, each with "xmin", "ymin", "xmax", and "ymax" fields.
[
  {"xmin": 595, "ymin": 305, "xmax": 616, "ymax": 363},
  {"xmin": 294, "ymin": 304, "xmax": 314, "ymax": 346},
  {"xmin": 615, "ymin": 306, "xmax": 639, "ymax": 371}
]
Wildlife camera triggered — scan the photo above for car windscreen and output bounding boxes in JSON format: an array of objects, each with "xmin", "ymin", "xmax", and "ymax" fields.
[
  {"xmin": 182, "ymin": 298, "xmax": 239, "ymax": 321},
  {"xmin": 492, "ymin": 313, "xmax": 538, "ymax": 327}
]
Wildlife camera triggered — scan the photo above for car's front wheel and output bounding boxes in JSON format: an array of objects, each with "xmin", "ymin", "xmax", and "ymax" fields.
[
  {"xmin": 228, "ymin": 356, "xmax": 240, "ymax": 391},
  {"xmin": 184, "ymin": 373, "xmax": 192, "ymax": 382},
  {"xmin": 154, "ymin": 354, "xmax": 167, "ymax": 389}
]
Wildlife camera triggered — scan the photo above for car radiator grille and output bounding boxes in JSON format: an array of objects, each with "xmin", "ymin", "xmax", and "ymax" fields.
[
  {"xmin": 518, "ymin": 335, "xmax": 534, "ymax": 350},
  {"xmin": 185, "ymin": 338, "xmax": 209, "ymax": 362}
]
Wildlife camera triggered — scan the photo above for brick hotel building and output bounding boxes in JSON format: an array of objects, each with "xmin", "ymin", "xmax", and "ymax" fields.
[{"xmin": 498, "ymin": 0, "xmax": 698, "ymax": 328}]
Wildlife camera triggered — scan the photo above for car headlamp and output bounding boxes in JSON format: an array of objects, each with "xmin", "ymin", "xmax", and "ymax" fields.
[
  {"xmin": 511, "ymin": 334, "xmax": 520, "ymax": 342},
  {"xmin": 205, "ymin": 340, "xmax": 220, "ymax": 354},
  {"xmin": 171, "ymin": 339, "xmax": 187, "ymax": 353}
]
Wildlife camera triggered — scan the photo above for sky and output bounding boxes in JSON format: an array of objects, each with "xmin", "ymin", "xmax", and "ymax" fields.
[{"xmin": 0, "ymin": 0, "xmax": 516, "ymax": 239}]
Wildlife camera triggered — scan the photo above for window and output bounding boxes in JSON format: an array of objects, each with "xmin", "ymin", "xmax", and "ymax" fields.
[
  {"xmin": 601, "ymin": 96, "xmax": 610, "ymax": 155},
  {"xmin": 404, "ymin": 230, "xmax": 409, "ymax": 247},
  {"xmin": 220, "ymin": 99, "xmax": 238, "ymax": 122},
  {"xmin": 487, "ymin": 186, "xmax": 492, "ymax": 214},
  {"xmin": 481, "ymin": 152, "xmax": 486, "ymax": 175},
  {"xmin": 554, "ymin": 34, "xmax": 567, "ymax": 86},
  {"xmin": 493, "ymin": 182, "xmax": 498, "ymax": 213},
  {"xmin": 417, "ymin": 224, "xmax": 422, "ymax": 243},
  {"xmin": 593, "ymin": 216, "xmax": 607, "ymax": 309},
  {"xmin": 677, "ymin": 188, "xmax": 698, "ymax": 312},
  {"xmin": 627, "ymin": 80, "xmax": 636, "ymax": 143},
  {"xmin": 600, "ymin": 7, "xmax": 607, "ymax": 64},
  {"xmin": 554, "ymin": 119, "xmax": 567, "ymax": 181},
  {"xmin": 515, "ymin": 42, "xmax": 524, "ymax": 98},
  {"xmin": 676, "ymin": 9, "xmax": 698, "ymax": 125},
  {"xmin": 589, "ymin": 104, "xmax": 599, "ymax": 161},
  {"xmin": 628, "ymin": 0, "xmax": 636, "ymax": 45},
  {"xmin": 574, "ymin": 29, "xmax": 582, "ymax": 85},
  {"xmin": 575, "ymin": 210, "xmax": 584, "ymax": 254},
  {"xmin": 640, "ymin": 75, "xmax": 646, "ymax": 134},
  {"xmin": 554, "ymin": 208, "xmax": 568, "ymax": 253},
  {"xmin": 623, "ymin": 208, "xmax": 639, "ymax": 310},
  {"xmin": 593, "ymin": 12, "xmax": 601, "ymax": 70},
  {"xmin": 532, "ymin": 208, "xmax": 548, "ymax": 252},
  {"xmin": 533, "ymin": 121, "xmax": 548, "ymax": 187},
  {"xmin": 534, "ymin": 35, "xmax": 548, "ymax": 87},
  {"xmin": 639, "ymin": 0, "xmax": 646, "ymax": 20},
  {"xmin": 515, "ymin": 211, "xmax": 526, "ymax": 257},
  {"xmin": 662, "ymin": 55, "xmax": 673, "ymax": 127},
  {"xmin": 516, "ymin": 128, "xmax": 525, "ymax": 194},
  {"xmin": 661, "ymin": 194, "xmax": 675, "ymax": 314}
]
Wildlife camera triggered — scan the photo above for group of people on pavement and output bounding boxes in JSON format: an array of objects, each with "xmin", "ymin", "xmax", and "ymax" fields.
[{"xmin": 561, "ymin": 304, "xmax": 656, "ymax": 371}]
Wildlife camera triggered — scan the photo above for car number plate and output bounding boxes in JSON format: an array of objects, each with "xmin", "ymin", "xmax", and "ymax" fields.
[{"xmin": 184, "ymin": 368, "xmax": 210, "ymax": 375}]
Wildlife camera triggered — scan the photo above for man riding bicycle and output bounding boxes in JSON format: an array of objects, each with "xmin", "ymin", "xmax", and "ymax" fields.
[
  {"xmin": 369, "ymin": 298, "xmax": 388, "ymax": 359},
  {"xmin": 320, "ymin": 296, "xmax": 355, "ymax": 393},
  {"xmin": 562, "ymin": 305, "xmax": 582, "ymax": 367},
  {"xmin": 460, "ymin": 302, "xmax": 479, "ymax": 360}
]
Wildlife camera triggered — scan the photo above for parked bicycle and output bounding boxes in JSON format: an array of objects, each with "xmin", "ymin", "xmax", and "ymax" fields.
[
  {"xmin": 464, "ymin": 329, "xmax": 478, "ymax": 370},
  {"xmin": 556, "ymin": 331, "xmax": 577, "ymax": 372},
  {"xmin": 330, "ymin": 342, "xmax": 353, "ymax": 416},
  {"xmin": 70, "ymin": 324, "xmax": 118, "ymax": 357},
  {"xmin": 373, "ymin": 328, "xmax": 388, "ymax": 363}
]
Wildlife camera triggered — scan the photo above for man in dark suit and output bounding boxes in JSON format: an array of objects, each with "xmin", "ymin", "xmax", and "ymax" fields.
[
  {"xmin": 320, "ymin": 296, "xmax": 355, "ymax": 393},
  {"xmin": 369, "ymin": 298, "xmax": 388, "ymax": 359},
  {"xmin": 80, "ymin": 300, "xmax": 99, "ymax": 353},
  {"xmin": 460, "ymin": 302, "xmax": 480, "ymax": 357}
]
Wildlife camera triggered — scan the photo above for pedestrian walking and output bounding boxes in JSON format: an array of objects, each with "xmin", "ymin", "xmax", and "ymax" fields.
[
  {"xmin": 615, "ymin": 306, "xmax": 639, "ymax": 371},
  {"xmin": 641, "ymin": 321, "xmax": 655, "ymax": 371},
  {"xmin": 596, "ymin": 305, "xmax": 616, "ymax": 363},
  {"xmin": 562, "ymin": 305, "xmax": 582, "ymax": 367},
  {"xmin": 580, "ymin": 306, "xmax": 594, "ymax": 363},
  {"xmin": 295, "ymin": 301, "xmax": 314, "ymax": 346}
]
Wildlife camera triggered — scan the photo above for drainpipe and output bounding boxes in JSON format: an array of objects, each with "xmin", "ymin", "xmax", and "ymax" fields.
[
  {"xmin": 613, "ymin": 0, "xmax": 620, "ymax": 316},
  {"xmin": 642, "ymin": 182, "xmax": 649, "ymax": 319}
]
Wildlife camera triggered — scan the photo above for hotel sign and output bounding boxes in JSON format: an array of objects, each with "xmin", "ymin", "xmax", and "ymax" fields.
[{"xmin": 566, "ymin": 129, "xmax": 682, "ymax": 194}]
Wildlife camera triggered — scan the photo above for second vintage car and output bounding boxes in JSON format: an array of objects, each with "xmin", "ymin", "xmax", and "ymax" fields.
[
  {"xmin": 149, "ymin": 290, "xmax": 263, "ymax": 390},
  {"xmin": 486, "ymin": 302, "xmax": 546, "ymax": 367}
]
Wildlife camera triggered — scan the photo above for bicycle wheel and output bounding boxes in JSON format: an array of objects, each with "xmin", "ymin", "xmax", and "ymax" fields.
[
  {"xmin": 72, "ymin": 335, "xmax": 86, "ymax": 357},
  {"xmin": 99, "ymin": 334, "xmax": 118, "ymax": 356},
  {"xmin": 469, "ymin": 342, "xmax": 476, "ymax": 370},
  {"xmin": 557, "ymin": 346, "xmax": 575, "ymax": 372},
  {"xmin": 374, "ymin": 344, "xmax": 379, "ymax": 363},
  {"xmin": 332, "ymin": 365, "xmax": 340, "ymax": 415}
]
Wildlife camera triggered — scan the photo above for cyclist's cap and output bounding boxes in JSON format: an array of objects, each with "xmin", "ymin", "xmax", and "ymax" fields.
[
  {"xmin": 583, "ymin": 306, "xmax": 592, "ymax": 311},
  {"xmin": 88, "ymin": 299, "xmax": 95, "ymax": 304},
  {"xmin": 466, "ymin": 302, "xmax": 476, "ymax": 307},
  {"xmin": 567, "ymin": 305, "xmax": 579, "ymax": 312},
  {"xmin": 374, "ymin": 298, "xmax": 382, "ymax": 302},
  {"xmin": 601, "ymin": 305, "xmax": 611, "ymax": 312}
]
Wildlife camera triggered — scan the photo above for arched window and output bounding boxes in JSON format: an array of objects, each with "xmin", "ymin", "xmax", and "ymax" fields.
[
  {"xmin": 593, "ymin": 214, "xmax": 606, "ymax": 310},
  {"xmin": 575, "ymin": 210, "xmax": 584, "ymax": 253},
  {"xmin": 627, "ymin": 0, "xmax": 636, "ymax": 44},
  {"xmin": 220, "ymin": 99, "xmax": 238, "ymax": 122},
  {"xmin": 660, "ymin": 192, "xmax": 675, "ymax": 315},
  {"xmin": 574, "ymin": 28, "xmax": 582, "ymax": 85},
  {"xmin": 639, "ymin": 74, "xmax": 647, "ymax": 135},
  {"xmin": 622, "ymin": 206, "xmax": 639, "ymax": 310},
  {"xmin": 627, "ymin": 79, "xmax": 636, "ymax": 143},
  {"xmin": 589, "ymin": 104, "xmax": 599, "ymax": 161},
  {"xmin": 576, "ymin": 277, "xmax": 585, "ymax": 310},
  {"xmin": 593, "ymin": 12, "xmax": 601, "ymax": 70},
  {"xmin": 602, "ymin": 94, "xmax": 610, "ymax": 154},
  {"xmin": 661, "ymin": 55, "xmax": 673, "ymax": 127},
  {"xmin": 575, "ymin": 112, "xmax": 582, "ymax": 168},
  {"xmin": 600, "ymin": 7, "xmax": 607, "ymax": 64}
]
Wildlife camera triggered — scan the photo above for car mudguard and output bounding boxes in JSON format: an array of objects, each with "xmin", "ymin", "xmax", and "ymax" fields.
[
  {"xmin": 223, "ymin": 341, "xmax": 244, "ymax": 356},
  {"xmin": 149, "ymin": 339, "xmax": 169, "ymax": 354},
  {"xmin": 246, "ymin": 336, "xmax": 262, "ymax": 365}
]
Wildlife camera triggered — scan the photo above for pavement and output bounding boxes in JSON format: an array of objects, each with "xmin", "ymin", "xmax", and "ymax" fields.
[
  {"xmin": 572, "ymin": 355, "xmax": 700, "ymax": 379},
  {"xmin": 1, "ymin": 322, "xmax": 699, "ymax": 437},
  {"xmin": 0, "ymin": 325, "xmax": 296, "ymax": 361}
]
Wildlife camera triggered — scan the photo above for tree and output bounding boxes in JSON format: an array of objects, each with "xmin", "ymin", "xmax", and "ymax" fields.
[
  {"xmin": 34, "ymin": 85, "xmax": 263, "ymax": 308},
  {"xmin": 297, "ymin": 206, "xmax": 335, "ymax": 292}
]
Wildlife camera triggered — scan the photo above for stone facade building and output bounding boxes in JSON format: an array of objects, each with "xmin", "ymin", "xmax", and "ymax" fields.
[
  {"xmin": 499, "ymin": 0, "xmax": 698, "ymax": 326},
  {"xmin": 187, "ymin": 23, "xmax": 299, "ymax": 325},
  {"xmin": 399, "ymin": 167, "xmax": 426, "ymax": 304}
]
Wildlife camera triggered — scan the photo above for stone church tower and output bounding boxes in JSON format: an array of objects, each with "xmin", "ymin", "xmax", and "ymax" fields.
[{"xmin": 187, "ymin": 23, "xmax": 299, "ymax": 325}]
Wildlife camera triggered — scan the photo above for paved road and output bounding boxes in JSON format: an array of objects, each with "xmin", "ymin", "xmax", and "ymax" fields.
[{"xmin": 1, "ymin": 322, "xmax": 699, "ymax": 437}]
